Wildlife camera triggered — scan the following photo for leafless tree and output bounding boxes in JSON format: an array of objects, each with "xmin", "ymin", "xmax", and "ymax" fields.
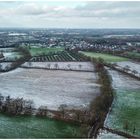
[
  {"xmin": 58, "ymin": 104, "xmax": 67, "ymax": 118},
  {"xmin": 67, "ymin": 64, "xmax": 71, "ymax": 70},
  {"xmin": 54, "ymin": 63, "xmax": 58, "ymax": 69},
  {"xmin": 131, "ymin": 70, "xmax": 138, "ymax": 75},
  {"xmin": 78, "ymin": 64, "xmax": 82, "ymax": 69},
  {"xmin": 47, "ymin": 64, "xmax": 51, "ymax": 69}
]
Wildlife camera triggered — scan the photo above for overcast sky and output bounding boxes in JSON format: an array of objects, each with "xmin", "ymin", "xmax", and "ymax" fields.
[{"xmin": 0, "ymin": 1, "xmax": 140, "ymax": 28}]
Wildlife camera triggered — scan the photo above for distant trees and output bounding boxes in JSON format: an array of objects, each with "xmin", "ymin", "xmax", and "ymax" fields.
[
  {"xmin": 0, "ymin": 47, "xmax": 32, "ymax": 72},
  {"xmin": 89, "ymin": 58, "xmax": 113, "ymax": 130},
  {"xmin": 94, "ymin": 58, "xmax": 104, "ymax": 72},
  {"xmin": 47, "ymin": 64, "xmax": 51, "ymax": 69},
  {"xmin": 15, "ymin": 46, "xmax": 31, "ymax": 61},
  {"xmin": 78, "ymin": 64, "xmax": 82, "ymax": 69},
  {"xmin": 123, "ymin": 65, "xmax": 130, "ymax": 72},
  {"xmin": 121, "ymin": 65, "xmax": 139, "ymax": 78},
  {"xmin": 0, "ymin": 64, "xmax": 2, "ymax": 70},
  {"xmin": 0, "ymin": 52, "xmax": 4, "ymax": 58},
  {"xmin": 36, "ymin": 106, "xmax": 48, "ymax": 117},
  {"xmin": 112, "ymin": 63, "xmax": 118, "ymax": 67},
  {"xmin": 0, "ymin": 95, "xmax": 34, "ymax": 116},
  {"xmin": 28, "ymin": 61, "xmax": 32, "ymax": 67},
  {"xmin": 54, "ymin": 63, "xmax": 58, "ymax": 69},
  {"xmin": 67, "ymin": 64, "xmax": 71, "ymax": 70},
  {"xmin": 131, "ymin": 70, "xmax": 138, "ymax": 75},
  {"xmin": 58, "ymin": 104, "xmax": 67, "ymax": 118},
  {"xmin": 23, "ymin": 100, "xmax": 34, "ymax": 115}
]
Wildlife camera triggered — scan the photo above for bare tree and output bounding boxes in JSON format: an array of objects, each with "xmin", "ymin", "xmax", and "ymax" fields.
[
  {"xmin": 67, "ymin": 64, "xmax": 71, "ymax": 70},
  {"xmin": 54, "ymin": 63, "xmax": 58, "ymax": 69},
  {"xmin": 131, "ymin": 70, "xmax": 138, "ymax": 75},
  {"xmin": 28, "ymin": 61, "xmax": 32, "ymax": 67},
  {"xmin": 112, "ymin": 63, "xmax": 118, "ymax": 67},
  {"xmin": 0, "ymin": 52, "xmax": 4, "ymax": 58},
  {"xmin": 0, "ymin": 64, "xmax": 2, "ymax": 70},
  {"xmin": 123, "ymin": 65, "xmax": 130, "ymax": 72},
  {"xmin": 47, "ymin": 64, "xmax": 51, "ymax": 69},
  {"xmin": 23, "ymin": 100, "xmax": 34, "ymax": 115},
  {"xmin": 58, "ymin": 104, "xmax": 67, "ymax": 118},
  {"xmin": 78, "ymin": 64, "xmax": 82, "ymax": 69},
  {"xmin": 37, "ymin": 106, "xmax": 48, "ymax": 116}
]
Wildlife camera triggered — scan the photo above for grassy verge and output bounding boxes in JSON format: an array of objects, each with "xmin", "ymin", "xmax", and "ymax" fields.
[{"xmin": 80, "ymin": 51, "xmax": 128, "ymax": 63}]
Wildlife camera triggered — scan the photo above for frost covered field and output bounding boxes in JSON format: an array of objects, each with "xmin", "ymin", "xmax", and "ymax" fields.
[
  {"xmin": 22, "ymin": 62, "xmax": 94, "ymax": 72},
  {"xmin": 0, "ymin": 68, "xmax": 100, "ymax": 110},
  {"xmin": 104, "ymin": 69, "xmax": 140, "ymax": 137},
  {"xmin": 116, "ymin": 61, "xmax": 140, "ymax": 73},
  {"xmin": 0, "ymin": 62, "xmax": 12, "ymax": 70},
  {"xmin": 97, "ymin": 129, "xmax": 125, "ymax": 139}
]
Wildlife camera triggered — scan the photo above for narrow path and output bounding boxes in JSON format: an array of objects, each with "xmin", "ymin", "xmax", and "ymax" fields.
[{"xmin": 104, "ymin": 127, "xmax": 140, "ymax": 139}]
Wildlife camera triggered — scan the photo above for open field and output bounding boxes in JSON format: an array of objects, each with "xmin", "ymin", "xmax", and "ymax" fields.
[
  {"xmin": 116, "ymin": 61, "xmax": 140, "ymax": 74},
  {"xmin": 0, "ymin": 114, "xmax": 82, "ymax": 138},
  {"xmin": 0, "ymin": 48, "xmax": 23, "ymax": 62},
  {"xmin": 3, "ymin": 52, "xmax": 23, "ymax": 61},
  {"xmin": 124, "ymin": 52, "xmax": 140, "ymax": 60},
  {"xmin": 22, "ymin": 62, "xmax": 94, "ymax": 72},
  {"xmin": 104, "ymin": 69, "xmax": 140, "ymax": 137},
  {"xmin": 29, "ymin": 47, "xmax": 64, "ymax": 56},
  {"xmin": 0, "ymin": 48, "xmax": 15, "ymax": 52},
  {"xmin": 80, "ymin": 51, "xmax": 128, "ymax": 62},
  {"xmin": 0, "ymin": 62, "xmax": 12, "ymax": 70},
  {"xmin": 0, "ymin": 68, "xmax": 100, "ymax": 110}
]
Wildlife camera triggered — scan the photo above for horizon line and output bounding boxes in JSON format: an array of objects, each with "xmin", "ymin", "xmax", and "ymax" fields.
[{"xmin": 0, "ymin": 27, "xmax": 140, "ymax": 30}]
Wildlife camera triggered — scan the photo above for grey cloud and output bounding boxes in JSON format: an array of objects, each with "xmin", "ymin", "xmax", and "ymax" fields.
[
  {"xmin": 0, "ymin": 1, "xmax": 140, "ymax": 28},
  {"xmin": 1, "ymin": 1, "xmax": 139, "ymax": 18}
]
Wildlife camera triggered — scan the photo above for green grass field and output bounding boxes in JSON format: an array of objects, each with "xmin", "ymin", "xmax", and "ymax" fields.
[
  {"xmin": 0, "ymin": 114, "xmax": 83, "ymax": 138},
  {"xmin": 125, "ymin": 52, "xmax": 140, "ymax": 59},
  {"xmin": 29, "ymin": 47, "xmax": 64, "ymax": 56},
  {"xmin": 105, "ymin": 89, "xmax": 140, "ymax": 137},
  {"xmin": 80, "ymin": 51, "xmax": 128, "ymax": 62}
]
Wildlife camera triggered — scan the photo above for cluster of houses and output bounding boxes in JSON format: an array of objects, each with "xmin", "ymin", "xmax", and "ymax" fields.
[{"xmin": 1, "ymin": 29, "xmax": 140, "ymax": 55}]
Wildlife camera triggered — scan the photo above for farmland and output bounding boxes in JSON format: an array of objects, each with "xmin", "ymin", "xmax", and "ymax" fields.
[
  {"xmin": 0, "ymin": 62, "xmax": 12, "ymax": 71},
  {"xmin": 30, "ymin": 51, "xmax": 86, "ymax": 62},
  {"xmin": 0, "ymin": 47, "xmax": 24, "ymax": 62},
  {"xmin": 104, "ymin": 69, "xmax": 140, "ymax": 137},
  {"xmin": 28, "ymin": 47, "xmax": 64, "ymax": 56},
  {"xmin": 3, "ymin": 52, "xmax": 23, "ymax": 61},
  {"xmin": 0, "ymin": 114, "xmax": 82, "ymax": 138},
  {"xmin": 0, "ymin": 68, "xmax": 100, "ymax": 110},
  {"xmin": 80, "ymin": 51, "xmax": 128, "ymax": 62},
  {"xmin": 0, "ymin": 27, "xmax": 140, "ymax": 138},
  {"xmin": 116, "ymin": 61, "xmax": 140, "ymax": 74},
  {"xmin": 124, "ymin": 52, "xmax": 140, "ymax": 60}
]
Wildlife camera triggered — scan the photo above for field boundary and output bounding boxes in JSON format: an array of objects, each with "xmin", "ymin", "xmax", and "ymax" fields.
[
  {"xmin": 20, "ymin": 65, "xmax": 95, "ymax": 73},
  {"xmin": 103, "ymin": 127, "xmax": 140, "ymax": 139},
  {"xmin": 106, "ymin": 64, "xmax": 140, "ymax": 80}
]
